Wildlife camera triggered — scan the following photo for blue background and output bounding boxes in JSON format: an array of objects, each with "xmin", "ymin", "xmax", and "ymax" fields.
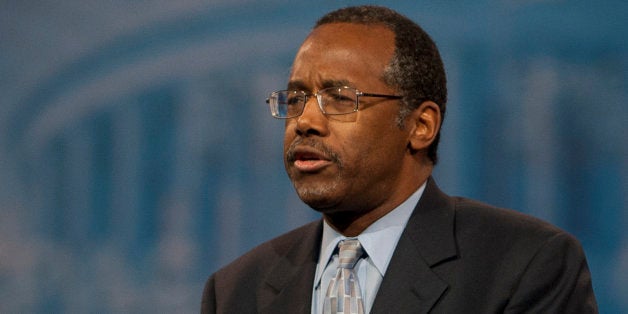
[{"xmin": 1, "ymin": 1, "xmax": 626, "ymax": 312}]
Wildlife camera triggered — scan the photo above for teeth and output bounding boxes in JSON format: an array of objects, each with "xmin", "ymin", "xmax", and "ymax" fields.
[{"xmin": 298, "ymin": 154, "xmax": 319, "ymax": 161}]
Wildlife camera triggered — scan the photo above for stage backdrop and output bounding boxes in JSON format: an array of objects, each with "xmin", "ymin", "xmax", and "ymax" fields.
[{"xmin": 1, "ymin": 1, "xmax": 626, "ymax": 312}]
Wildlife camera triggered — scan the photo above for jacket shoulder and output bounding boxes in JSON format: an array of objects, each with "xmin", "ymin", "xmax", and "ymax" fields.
[
  {"xmin": 202, "ymin": 220, "xmax": 322, "ymax": 313},
  {"xmin": 452, "ymin": 196, "xmax": 568, "ymax": 241},
  {"xmin": 214, "ymin": 219, "xmax": 321, "ymax": 280}
]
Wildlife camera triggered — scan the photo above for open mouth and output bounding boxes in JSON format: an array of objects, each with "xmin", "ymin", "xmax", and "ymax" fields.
[{"xmin": 291, "ymin": 149, "xmax": 332, "ymax": 172}]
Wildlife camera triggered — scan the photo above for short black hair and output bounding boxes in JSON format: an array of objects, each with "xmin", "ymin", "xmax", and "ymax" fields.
[{"xmin": 316, "ymin": 5, "xmax": 447, "ymax": 164}]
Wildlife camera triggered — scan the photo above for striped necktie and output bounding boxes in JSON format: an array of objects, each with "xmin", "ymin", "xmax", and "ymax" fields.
[{"xmin": 323, "ymin": 239, "xmax": 365, "ymax": 314}]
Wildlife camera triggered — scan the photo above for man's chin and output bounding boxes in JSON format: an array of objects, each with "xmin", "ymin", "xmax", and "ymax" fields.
[
  {"xmin": 299, "ymin": 196, "xmax": 336, "ymax": 212},
  {"xmin": 294, "ymin": 188, "xmax": 339, "ymax": 212}
]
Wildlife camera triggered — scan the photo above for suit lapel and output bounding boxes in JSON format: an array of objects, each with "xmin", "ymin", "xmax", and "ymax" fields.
[
  {"xmin": 259, "ymin": 220, "xmax": 323, "ymax": 314},
  {"xmin": 371, "ymin": 178, "xmax": 458, "ymax": 313}
]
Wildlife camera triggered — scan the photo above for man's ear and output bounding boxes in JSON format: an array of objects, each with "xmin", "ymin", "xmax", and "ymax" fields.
[{"xmin": 407, "ymin": 101, "xmax": 441, "ymax": 152}]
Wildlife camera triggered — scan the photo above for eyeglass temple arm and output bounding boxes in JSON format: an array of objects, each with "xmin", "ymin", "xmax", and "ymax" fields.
[{"xmin": 359, "ymin": 92, "xmax": 402, "ymax": 99}]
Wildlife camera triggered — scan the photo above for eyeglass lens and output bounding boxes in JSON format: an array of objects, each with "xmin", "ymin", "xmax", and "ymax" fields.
[{"xmin": 271, "ymin": 87, "xmax": 358, "ymax": 118}]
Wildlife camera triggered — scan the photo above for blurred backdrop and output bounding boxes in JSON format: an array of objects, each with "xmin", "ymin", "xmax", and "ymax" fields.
[{"xmin": 1, "ymin": 0, "xmax": 626, "ymax": 312}]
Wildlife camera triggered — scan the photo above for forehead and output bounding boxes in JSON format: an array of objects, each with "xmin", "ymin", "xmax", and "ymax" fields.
[
  {"xmin": 305, "ymin": 22, "xmax": 394, "ymax": 49},
  {"xmin": 289, "ymin": 23, "xmax": 395, "ymax": 90}
]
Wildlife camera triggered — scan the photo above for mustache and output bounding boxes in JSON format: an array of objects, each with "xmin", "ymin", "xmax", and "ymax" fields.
[{"xmin": 286, "ymin": 138, "xmax": 341, "ymax": 165}]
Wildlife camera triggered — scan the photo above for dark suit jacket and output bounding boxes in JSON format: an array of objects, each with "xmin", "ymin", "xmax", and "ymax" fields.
[{"xmin": 202, "ymin": 178, "xmax": 597, "ymax": 313}]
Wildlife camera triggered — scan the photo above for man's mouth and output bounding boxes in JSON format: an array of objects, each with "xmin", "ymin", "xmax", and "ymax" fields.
[{"xmin": 290, "ymin": 148, "xmax": 333, "ymax": 172}]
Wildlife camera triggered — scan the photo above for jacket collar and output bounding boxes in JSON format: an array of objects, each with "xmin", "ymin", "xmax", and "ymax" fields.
[
  {"xmin": 371, "ymin": 177, "xmax": 458, "ymax": 313},
  {"xmin": 260, "ymin": 220, "xmax": 323, "ymax": 314}
]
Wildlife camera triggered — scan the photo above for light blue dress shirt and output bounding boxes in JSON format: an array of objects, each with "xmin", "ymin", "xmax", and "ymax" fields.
[{"xmin": 311, "ymin": 182, "xmax": 426, "ymax": 314}]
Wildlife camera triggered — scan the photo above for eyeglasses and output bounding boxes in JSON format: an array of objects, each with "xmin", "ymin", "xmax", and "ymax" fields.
[{"xmin": 265, "ymin": 86, "xmax": 402, "ymax": 119}]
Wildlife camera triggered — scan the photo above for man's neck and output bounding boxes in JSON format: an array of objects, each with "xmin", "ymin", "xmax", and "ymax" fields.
[{"xmin": 324, "ymin": 178, "xmax": 430, "ymax": 236}]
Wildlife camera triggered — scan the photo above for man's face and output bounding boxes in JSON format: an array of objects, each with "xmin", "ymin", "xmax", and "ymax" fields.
[{"xmin": 283, "ymin": 23, "xmax": 420, "ymax": 216}]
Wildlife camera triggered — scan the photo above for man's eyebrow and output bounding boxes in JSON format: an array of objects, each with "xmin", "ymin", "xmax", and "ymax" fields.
[
  {"xmin": 320, "ymin": 79, "xmax": 353, "ymax": 89},
  {"xmin": 287, "ymin": 80, "xmax": 308, "ymax": 91},
  {"xmin": 287, "ymin": 79, "xmax": 354, "ymax": 92}
]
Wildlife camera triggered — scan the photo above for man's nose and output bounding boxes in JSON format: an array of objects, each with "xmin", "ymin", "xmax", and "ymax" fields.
[{"xmin": 294, "ymin": 96, "xmax": 328, "ymax": 136}]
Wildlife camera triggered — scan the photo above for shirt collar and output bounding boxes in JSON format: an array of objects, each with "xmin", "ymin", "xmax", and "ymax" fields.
[{"xmin": 314, "ymin": 182, "xmax": 426, "ymax": 287}]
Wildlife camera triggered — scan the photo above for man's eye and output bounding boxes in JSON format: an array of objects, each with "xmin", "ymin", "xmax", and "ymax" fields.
[
  {"xmin": 286, "ymin": 95, "xmax": 304, "ymax": 105},
  {"xmin": 329, "ymin": 94, "xmax": 354, "ymax": 104}
]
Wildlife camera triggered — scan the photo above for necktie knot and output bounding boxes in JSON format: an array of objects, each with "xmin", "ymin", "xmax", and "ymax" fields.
[{"xmin": 337, "ymin": 239, "xmax": 364, "ymax": 269}]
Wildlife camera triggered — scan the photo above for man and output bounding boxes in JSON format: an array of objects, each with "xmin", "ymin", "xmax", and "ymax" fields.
[{"xmin": 202, "ymin": 5, "xmax": 597, "ymax": 313}]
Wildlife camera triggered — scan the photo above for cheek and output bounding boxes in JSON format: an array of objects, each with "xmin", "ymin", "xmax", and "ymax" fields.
[
  {"xmin": 283, "ymin": 122, "xmax": 296, "ymax": 146},
  {"xmin": 343, "ymin": 122, "xmax": 406, "ymax": 164},
  {"xmin": 335, "ymin": 129, "xmax": 380, "ymax": 165}
]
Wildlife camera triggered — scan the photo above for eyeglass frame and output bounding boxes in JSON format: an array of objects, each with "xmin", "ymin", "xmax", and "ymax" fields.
[{"xmin": 265, "ymin": 86, "xmax": 403, "ymax": 119}]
